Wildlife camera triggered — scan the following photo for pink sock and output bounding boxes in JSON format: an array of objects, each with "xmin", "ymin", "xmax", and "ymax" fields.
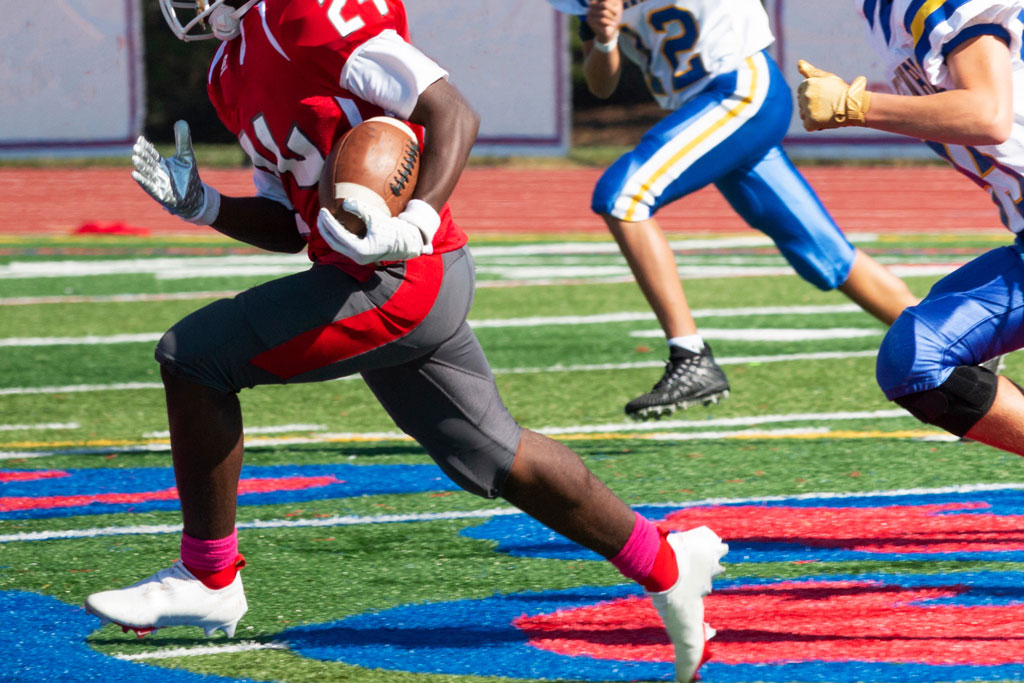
[
  {"xmin": 181, "ymin": 530, "xmax": 239, "ymax": 582},
  {"xmin": 609, "ymin": 513, "xmax": 661, "ymax": 583}
]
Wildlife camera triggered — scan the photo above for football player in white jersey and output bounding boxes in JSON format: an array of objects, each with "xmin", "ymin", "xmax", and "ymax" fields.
[
  {"xmin": 798, "ymin": 0, "xmax": 1024, "ymax": 453},
  {"xmin": 550, "ymin": 0, "xmax": 917, "ymax": 420}
]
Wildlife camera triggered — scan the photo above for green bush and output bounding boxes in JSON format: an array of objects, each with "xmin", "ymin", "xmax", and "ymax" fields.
[{"xmin": 142, "ymin": 2, "xmax": 235, "ymax": 143}]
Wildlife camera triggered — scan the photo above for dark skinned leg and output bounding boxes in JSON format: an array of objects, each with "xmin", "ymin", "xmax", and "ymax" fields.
[
  {"xmin": 162, "ymin": 365, "xmax": 244, "ymax": 540},
  {"xmin": 500, "ymin": 429, "xmax": 637, "ymax": 559}
]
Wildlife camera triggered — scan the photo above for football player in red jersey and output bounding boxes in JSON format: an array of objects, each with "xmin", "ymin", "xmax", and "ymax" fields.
[{"xmin": 84, "ymin": 2, "xmax": 726, "ymax": 680}]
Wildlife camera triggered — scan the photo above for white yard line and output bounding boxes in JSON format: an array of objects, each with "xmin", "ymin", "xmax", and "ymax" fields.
[
  {"xmin": 630, "ymin": 327, "xmax": 882, "ymax": 341},
  {"xmin": 538, "ymin": 409, "xmax": 909, "ymax": 435},
  {"xmin": 1, "ymin": 305, "xmax": 861, "ymax": 343},
  {"xmin": 0, "ymin": 382, "xmax": 163, "ymax": 396},
  {"xmin": 0, "ymin": 349, "xmax": 879, "ymax": 397},
  {"xmin": 0, "ymin": 422, "xmax": 78, "ymax": 432},
  {"xmin": 0, "ymin": 291, "xmax": 239, "ymax": 306},
  {"xmin": 142, "ymin": 424, "xmax": 328, "ymax": 438},
  {"xmin": 0, "ymin": 303, "xmax": 885, "ymax": 347},
  {"xmin": 640, "ymin": 427, "xmax": 831, "ymax": 440},
  {"xmin": 0, "ymin": 234, "xmax": 958, "ymax": 288},
  {"xmin": 0, "ymin": 410, "xmax": 913, "ymax": 461},
  {"xmin": 8, "ymin": 481, "xmax": 1024, "ymax": 545},
  {"xmin": 0, "ymin": 333, "xmax": 161, "ymax": 347},
  {"xmin": 692, "ymin": 304, "xmax": 862, "ymax": 317},
  {"xmin": 0, "ymin": 260, "xmax": 961, "ymax": 301},
  {"xmin": 0, "ymin": 508, "xmax": 523, "ymax": 543},
  {"xmin": 114, "ymin": 641, "xmax": 288, "ymax": 661},
  {"xmin": 491, "ymin": 350, "xmax": 879, "ymax": 377},
  {"xmin": 0, "ymin": 444, "xmax": 176, "ymax": 460},
  {"xmin": 469, "ymin": 304, "xmax": 866, "ymax": 329},
  {"xmin": 0, "ymin": 260, "xmax": 960, "ymax": 303},
  {"xmin": 470, "ymin": 235, "xmax": 787, "ymax": 256},
  {"xmin": 0, "ymin": 235, "xmax": 881, "ymax": 281},
  {"xmin": 0, "ymin": 327, "xmax": 883, "ymax": 348},
  {"xmin": 0, "ymin": 254, "xmax": 309, "ymax": 280}
]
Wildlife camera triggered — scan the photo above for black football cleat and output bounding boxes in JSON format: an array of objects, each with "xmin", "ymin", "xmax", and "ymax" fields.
[{"xmin": 625, "ymin": 344, "xmax": 730, "ymax": 420}]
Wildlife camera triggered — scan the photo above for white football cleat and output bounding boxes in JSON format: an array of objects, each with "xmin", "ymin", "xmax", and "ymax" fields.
[
  {"xmin": 84, "ymin": 560, "xmax": 247, "ymax": 638},
  {"xmin": 647, "ymin": 526, "xmax": 728, "ymax": 682}
]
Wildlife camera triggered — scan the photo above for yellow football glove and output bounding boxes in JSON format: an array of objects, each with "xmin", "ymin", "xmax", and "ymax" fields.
[{"xmin": 796, "ymin": 60, "xmax": 871, "ymax": 131}]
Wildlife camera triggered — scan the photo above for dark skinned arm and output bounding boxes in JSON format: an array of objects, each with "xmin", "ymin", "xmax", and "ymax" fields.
[
  {"xmin": 405, "ymin": 77, "xmax": 480, "ymax": 212},
  {"xmin": 208, "ymin": 195, "xmax": 307, "ymax": 253}
]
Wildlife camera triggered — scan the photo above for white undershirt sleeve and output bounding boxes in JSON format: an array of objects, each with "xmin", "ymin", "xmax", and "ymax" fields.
[
  {"xmin": 252, "ymin": 168, "xmax": 294, "ymax": 210},
  {"xmin": 340, "ymin": 29, "xmax": 448, "ymax": 119}
]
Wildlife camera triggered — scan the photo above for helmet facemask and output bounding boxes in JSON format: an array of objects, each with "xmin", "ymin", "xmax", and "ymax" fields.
[{"xmin": 158, "ymin": 0, "xmax": 259, "ymax": 42}]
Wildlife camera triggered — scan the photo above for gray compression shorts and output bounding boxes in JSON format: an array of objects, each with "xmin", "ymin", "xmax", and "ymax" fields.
[{"xmin": 155, "ymin": 247, "xmax": 522, "ymax": 498}]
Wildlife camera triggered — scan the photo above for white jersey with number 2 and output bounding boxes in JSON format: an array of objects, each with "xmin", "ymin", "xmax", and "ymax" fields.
[{"xmin": 551, "ymin": 0, "xmax": 774, "ymax": 110}]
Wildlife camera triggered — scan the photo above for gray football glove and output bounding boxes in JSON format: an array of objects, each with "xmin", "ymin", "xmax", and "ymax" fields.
[{"xmin": 132, "ymin": 120, "xmax": 218, "ymax": 223}]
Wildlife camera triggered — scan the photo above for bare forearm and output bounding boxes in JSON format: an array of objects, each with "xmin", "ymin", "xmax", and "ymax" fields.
[
  {"xmin": 211, "ymin": 196, "xmax": 306, "ymax": 253},
  {"xmin": 863, "ymin": 35, "xmax": 1011, "ymax": 146},
  {"xmin": 583, "ymin": 44, "xmax": 621, "ymax": 99},
  {"xmin": 867, "ymin": 89, "xmax": 1011, "ymax": 146},
  {"xmin": 798, "ymin": 36, "xmax": 1012, "ymax": 145},
  {"xmin": 582, "ymin": 1, "xmax": 624, "ymax": 99},
  {"xmin": 408, "ymin": 79, "xmax": 480, "ymax": 212}
]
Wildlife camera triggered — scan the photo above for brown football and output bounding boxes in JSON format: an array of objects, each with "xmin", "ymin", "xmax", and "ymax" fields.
[{"xmin": 318, "ymin": 116, "xmax": 420, "ymax": 238}]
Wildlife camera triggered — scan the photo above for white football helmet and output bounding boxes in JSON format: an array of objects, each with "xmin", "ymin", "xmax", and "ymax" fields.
[{"xmin": 158, "ymin": 0, "xmax": 260, "ymax": 41}]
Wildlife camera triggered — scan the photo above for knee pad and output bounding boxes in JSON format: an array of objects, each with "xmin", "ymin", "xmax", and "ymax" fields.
[{"xmin": 893, "ymin": 365, "xmax": 998, "ymax": 436}]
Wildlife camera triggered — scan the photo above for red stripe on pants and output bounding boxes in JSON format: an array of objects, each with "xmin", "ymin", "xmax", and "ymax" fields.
[{"xmin": 250, "ymin": 254, "xmax": 444, "ymax": 380}]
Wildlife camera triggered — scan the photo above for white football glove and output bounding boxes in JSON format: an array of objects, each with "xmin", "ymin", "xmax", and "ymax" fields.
[
  {"xmin": 317, "ymin": 198, "xmax": 441, "ymax": 265},
  {"xmin": 131, "ymin": 120, "xmax": 220, "ymax": 225}
]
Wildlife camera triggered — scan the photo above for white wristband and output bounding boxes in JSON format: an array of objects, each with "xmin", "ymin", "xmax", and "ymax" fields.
[
  {"xmin": 398, "ymin": 198, "xmax": 442, "ymax": 251},
  {"xmin": 592, "ymin": 31, "xmax": 619, "ymax": 54},
  {"xmin": 184, "ymin": 183, "xmax": 221, "ymax": 226}
]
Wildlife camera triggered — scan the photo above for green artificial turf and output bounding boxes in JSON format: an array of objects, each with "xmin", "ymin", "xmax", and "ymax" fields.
[{"xmin": 3, "ymin": 232, "xmax": 1023, "ymax": 683}]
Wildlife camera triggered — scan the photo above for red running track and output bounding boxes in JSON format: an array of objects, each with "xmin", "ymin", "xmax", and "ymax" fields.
[{"xmin": 0, "ymin": 165, "xmax": 1004, "ymax": 236}]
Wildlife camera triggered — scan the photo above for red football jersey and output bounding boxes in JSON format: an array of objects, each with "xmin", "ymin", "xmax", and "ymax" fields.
[{"xmin": 206, "ymin": 0, "xmax": 467, "ymax": 280}]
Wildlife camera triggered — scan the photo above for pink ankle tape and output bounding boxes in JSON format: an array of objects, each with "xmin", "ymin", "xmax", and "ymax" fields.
[
  {"xmin": 180, "ymin": 530, "xmax": 238, "ymax": 573},
  {"xmin": 609, "ymin": 513, "xmax": 660, "ymax": 583}
]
